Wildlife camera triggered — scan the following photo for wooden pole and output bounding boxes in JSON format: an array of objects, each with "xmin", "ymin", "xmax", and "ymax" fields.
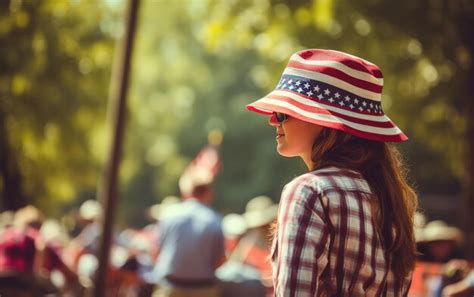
[
  {"xmin": 466, "ymin": 96, "xmax": 474, "ymax": 260},
  {"xmin": 93, "ymin": 0, "xmax": 140, "ymax": 296},
  {"xmin": 460, "ymin": 3, "xmax": 474, "ymax": 261},
  {"xmin": 464, "ymin": 67, "xmax": 474, "ymax": 259}
]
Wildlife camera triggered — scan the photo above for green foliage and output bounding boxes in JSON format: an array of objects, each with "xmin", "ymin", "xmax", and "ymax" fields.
[
  {"xmin": 192, "ymin": 0, "xmax": 473, "ymax": 193},
  {"xmin": 124, "ymin": 0, "xmax": 473, "ymax": 226},
  {"xmin": 0, "ymin": 0, "xmax": 116, "ymax": 213},
  {"xmin": 2, "ymin": 0, "xmax": 473, "ymax": 226}
]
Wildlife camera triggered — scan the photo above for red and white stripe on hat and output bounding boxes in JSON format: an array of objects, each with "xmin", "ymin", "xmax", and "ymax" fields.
[{"xmin": 247, "ymin": 49, "xmax": 407, "ymax": 142}]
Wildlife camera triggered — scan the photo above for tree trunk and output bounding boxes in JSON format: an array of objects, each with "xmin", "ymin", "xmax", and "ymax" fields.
[
  {"xmin": 464, "ymin": 75, "xmax": 474, "ymax": 260},
  {"xmin": 0, "ymin": 105, "xmax": 27, "ymax": 211},
  {"xmin": 460, "ymin": 6, "xmax": 474, "ymax": 260}
]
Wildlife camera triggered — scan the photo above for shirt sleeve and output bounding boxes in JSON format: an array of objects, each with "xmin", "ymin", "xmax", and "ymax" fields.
[{"xmin": 274, "ymin": 179, "xmax": 331, "ymax": 297}]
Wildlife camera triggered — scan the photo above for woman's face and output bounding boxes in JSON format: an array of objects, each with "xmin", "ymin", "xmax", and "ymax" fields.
[{"xmin": 269, "ymin": 113, "xmax": 323, "ymax": 169}]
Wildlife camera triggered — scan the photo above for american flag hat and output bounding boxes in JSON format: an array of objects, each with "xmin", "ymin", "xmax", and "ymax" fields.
[{"xmin": 246, "ymin": 49, "xmax": 407, "ymax": 142}]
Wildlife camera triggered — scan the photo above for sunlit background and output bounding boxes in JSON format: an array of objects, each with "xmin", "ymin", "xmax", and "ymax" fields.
[{"xmin": 1, "ymin": 0, "xmax": 472, "ymax": 241}]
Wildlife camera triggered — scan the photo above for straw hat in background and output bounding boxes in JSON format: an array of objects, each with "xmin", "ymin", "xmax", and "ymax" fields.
[
  {"xmin": 419, "ymin": 220, "xmax": 463, "ymax": 243},
  {"xmin": 243, "ymin": 196, "xmax": 278, "ymax": 229},
  {"xmin": 222, "ymin": 213, "xmax": 247, "ymax": 238}
]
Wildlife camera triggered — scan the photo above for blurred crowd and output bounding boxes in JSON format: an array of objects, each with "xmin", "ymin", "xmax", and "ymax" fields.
[
  {"xmin": 2, "ymin": 198, "xmax": 473, "ymax": 297},
  {"xmin": 408, "ymin": 213, "xmax": 474, "ymax": 297},
  {"xmin": 0, "ymin": 141, "xmax": 472, "ymax": 297},
  {"xmin": 0, "ymin": 164, "xmax": 278, "ymax": 296},
  {"xmin": 1, "ymin": 192, "xmax": 474, "ymax": 297},
  {"xmin": 4, "ymin": 198, "xmax": 474, "ymax": 297}
]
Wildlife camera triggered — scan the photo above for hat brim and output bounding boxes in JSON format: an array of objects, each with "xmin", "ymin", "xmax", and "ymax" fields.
[
  {"xmin": 247, "ymin": 90, "xmax": 408, "ymax": 142},
  {"xmin": 243, "ymin": 204, "xmax": 278, "ymax": 229},
  {"xmin": 420, "ymin": 227, "xmax": 463, "ymax": 243}
]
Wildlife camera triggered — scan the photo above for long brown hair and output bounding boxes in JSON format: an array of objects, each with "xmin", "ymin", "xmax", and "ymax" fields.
[{"xmin": 311, "ymin": 128, "xmax": 418, "ymax": 281}]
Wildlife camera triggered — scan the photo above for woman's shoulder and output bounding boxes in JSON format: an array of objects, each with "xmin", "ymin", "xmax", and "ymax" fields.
[
  {"xmin": 312, "ymin": 165, "xmax": 362, "ymax": 177},
  {"xmin": 287, "ymin": 166, "xmax": 371, "ymax": 195}
]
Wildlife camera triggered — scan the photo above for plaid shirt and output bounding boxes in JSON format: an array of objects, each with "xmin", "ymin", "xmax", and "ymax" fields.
[
  {"xmin": 0, "ymin": 226, "xmax": 61, "ymax": 273},
  {"xmin": 271, "ymin": 167, "xmax": 412, "ymax": 297}
]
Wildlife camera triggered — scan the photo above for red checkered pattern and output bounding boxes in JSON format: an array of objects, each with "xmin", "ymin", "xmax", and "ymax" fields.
[
  {"xmin": 0, "ymin": 227, "xmax": 36, "ymax": 273},
  {"xmin": 271, "ymin": 167, "xmax": 412, "ymax": 296},
  {"xmin": 0, "ymin": 227, "xmax": 61, "ymax": 273}
]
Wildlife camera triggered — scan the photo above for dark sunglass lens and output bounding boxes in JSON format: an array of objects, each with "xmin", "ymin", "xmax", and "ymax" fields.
[{"xmin": 274, "ymin": 112, "xmax": 287, "ymax": 123}]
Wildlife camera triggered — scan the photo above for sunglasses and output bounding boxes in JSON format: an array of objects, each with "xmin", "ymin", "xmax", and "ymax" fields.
[{"xmin": 273, "ymin": 112, "xmax": 289, "ymax": 123}]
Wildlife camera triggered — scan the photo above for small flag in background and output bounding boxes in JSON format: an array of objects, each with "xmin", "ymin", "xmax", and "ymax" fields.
[
  {"xmin": 179, "ymin": 129, "xmax": 223, "ymax": 197},
  {"xmin": 190, "ymin": 145, "xmax": 221, "ymax": 177}
]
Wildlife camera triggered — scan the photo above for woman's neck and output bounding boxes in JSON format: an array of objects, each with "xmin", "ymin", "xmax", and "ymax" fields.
[{"xmin": 301, "ymin": 154, "xmax": 314, "ymax": 171}]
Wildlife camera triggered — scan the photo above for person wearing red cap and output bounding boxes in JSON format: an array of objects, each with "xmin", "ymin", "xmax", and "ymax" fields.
[{"xmin": 247, "ymin": 49, "xmax": 418, "ymax": 296}]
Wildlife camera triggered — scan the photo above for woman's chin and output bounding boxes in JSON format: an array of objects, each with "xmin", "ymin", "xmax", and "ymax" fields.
[{"xmin": 277, "ymin": 146, "xmax": 295, "ymax": 157}]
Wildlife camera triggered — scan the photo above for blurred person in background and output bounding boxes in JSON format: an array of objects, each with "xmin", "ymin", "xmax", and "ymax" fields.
[
  {"xmin": 216, "ymin": 196, "xmax": 277, "ymax": 297},
  {"xmin": 217, "ymin": 212, "xmax": 266, "ymax": 297},
  {"xmin": 410, "ymin": 211, "xmax": 433, "ymax": 297},
  {"xmin": 40, "ymin": 219, "xmax": 70, "ymax": 250},
  {"xmin": 64, "ymin": 199, "xmax": 103, "ymax": 279},
  {"xmin": 441, "ymin": 261, "xmax": 474, "ymax": 297},
  {"xmin": 72, "ymin": 199, "xmax": 103, "ymax": 254},
  {"xmin": 240, "ymin": 195, "xmax": 277, "ymax": 295},
  {"xmin": 410, "ymin": 221, "xmax": 466, "ymax": 297},
  {"xmin": 246, "ymin": 49, "xmax": 418, "ymax": 296},
  {"xmin": 151, "ymin": 167, "xmax": 225, "ymax": 297},
  {"xmin": 0, "ymin": 205, "xmax": 80, "ymax": 295},
  {"xmin": 417, "ymin": 220, "xmax": 464, "ymax": 263},
  {"xmin": 0, "ymin": 210, "xmax": 14, "ymax": 231},
  {"xmin": 114, "ymin": 196, "xmax": 182, "ymax": 296},
  {"xmin": 221, "ymin": 213, "xmax": 247, "ymax": 257},
  {"xmin": 143, "ymin": 195, "xmax": 181, "ymax": 262}
]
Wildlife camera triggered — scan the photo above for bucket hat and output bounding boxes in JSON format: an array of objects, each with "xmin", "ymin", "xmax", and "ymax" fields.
[{"xmin": 247, "ymin": 49, "xmax": 407, "ymax": 142}]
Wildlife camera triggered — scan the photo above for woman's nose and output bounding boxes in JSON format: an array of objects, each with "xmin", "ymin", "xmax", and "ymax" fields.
[{"xmin": 268, "ymin": 113, "xmax": 279, "ymax": 126}]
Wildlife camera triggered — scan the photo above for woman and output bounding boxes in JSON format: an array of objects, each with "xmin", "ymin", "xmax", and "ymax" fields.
[{"xmin": 246, "ymin": 49, "xmax": 418, "ymax": 296}]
